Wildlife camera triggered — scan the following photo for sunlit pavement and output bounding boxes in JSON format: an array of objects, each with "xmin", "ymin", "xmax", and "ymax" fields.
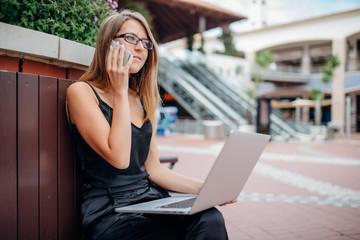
[{"xmin": 156, "ymin": 133, "xmax": 360, "ymax": 240}]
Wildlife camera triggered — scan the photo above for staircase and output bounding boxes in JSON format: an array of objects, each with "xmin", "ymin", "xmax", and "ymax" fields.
[
  {"xmin": 181, "ymin": 62, "xmax": 256, "ymax": 123},
  {"xmin": 158, "ymin": 52, "xmax": 331, "ymax": 141},
  {"xmin": 158, "ymin": 57, "xmax": 246, "ymax": 132}
]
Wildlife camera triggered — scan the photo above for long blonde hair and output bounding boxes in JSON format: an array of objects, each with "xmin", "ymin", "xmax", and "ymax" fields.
[{"xmin": 79, "ymin": 10, "xmax": 160, "ymax": 132}]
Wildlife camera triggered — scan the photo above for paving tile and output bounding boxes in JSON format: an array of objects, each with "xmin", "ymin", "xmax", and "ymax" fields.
[
  {"xmin": 349, "ymin": 234, "xmax": 360, "ymax": 239},
  {"xmin": 265, "ymin": 142, "xmax": 315, "ymax": 156},
  {"xmin": 156, "ymin": 133, "xmax": 360, "ymax": 240},
  {"xmin": 243, "ymin": 173, "xmax": 324, "ymax": 197},
  {"xmin": 309, "ymin": 141, "xmax": 360, "ymax": 159},
  {"xmin": 264, "ymin": 160, "xmax": 360, "ymax": 191}
]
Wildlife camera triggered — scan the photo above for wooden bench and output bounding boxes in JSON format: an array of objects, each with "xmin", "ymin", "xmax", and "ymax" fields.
[
  {"xmin": 0, "ymin": 71, "xmax": 177, "ymax": 240},
  {"xmin": 159, "ymin": 155, "xmax": 178, "ymax": 170}
]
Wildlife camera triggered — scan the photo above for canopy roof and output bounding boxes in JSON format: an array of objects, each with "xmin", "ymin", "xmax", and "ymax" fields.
[
  {"xmin": 271, "ymin": 99, "xmax": 332, "ymax": 109},
  {"xmin": 119, "ymin": 0, "xmax": 246, "ymax": 43}
]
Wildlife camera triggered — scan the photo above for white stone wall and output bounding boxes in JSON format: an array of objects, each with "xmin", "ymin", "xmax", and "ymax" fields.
[
  {"xmin": 204, "ymin": 53, "xmax": 249, "ymax": 90},
  {"xmin": 0, "ymin": 22, "xmax": 94, "ymax": 68}
]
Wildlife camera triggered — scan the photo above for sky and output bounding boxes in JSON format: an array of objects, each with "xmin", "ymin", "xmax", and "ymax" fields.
[{"xmin": 203, "ymin": 0, "xmax": 360, "ymax": 36}]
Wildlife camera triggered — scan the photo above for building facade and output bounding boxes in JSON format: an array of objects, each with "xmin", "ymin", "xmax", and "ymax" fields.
[{"xmin": 202, "ymin": 8, "xmax": 360, "ymax": 134}]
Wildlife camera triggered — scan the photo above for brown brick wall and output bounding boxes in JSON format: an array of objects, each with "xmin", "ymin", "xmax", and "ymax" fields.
[
  {"xmin": 68, "ymin": 68, "xmax": 85, "ymax": 80},
  {"xmin": 0, "ymin": 57, "xmax": 85, "ymax": 80},
  {"xmin": 0, "ymin": 55, "xmax": 19, "ymax": 72},
  {"xmin": 22, "ymin": 59, "xmax": 66, "ymax": 79}
]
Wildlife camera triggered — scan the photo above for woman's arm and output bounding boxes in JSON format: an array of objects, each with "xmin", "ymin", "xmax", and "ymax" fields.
[
  {"xmin": 144, "ymin": 137, "xmax": 203, "ymax": 195},
  {"xmin": 66, "ymin": 44, "xmax": 134, "ymax": 169}
]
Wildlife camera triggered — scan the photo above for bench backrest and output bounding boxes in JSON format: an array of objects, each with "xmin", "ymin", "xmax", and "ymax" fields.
[{"xmin": 0, "ymin": 71, "xmax": 80, "ymax": 239}]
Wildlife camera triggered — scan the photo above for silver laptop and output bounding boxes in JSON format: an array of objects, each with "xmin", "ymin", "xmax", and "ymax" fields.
[{"xmin": 115, "ymin": 130, "xmax": 270, "ymax": 215}]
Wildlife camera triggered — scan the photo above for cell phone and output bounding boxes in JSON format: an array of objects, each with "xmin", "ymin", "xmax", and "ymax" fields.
[{"xmin": 110, "ymin": 40, "xmax": 131, "ymax": 66}]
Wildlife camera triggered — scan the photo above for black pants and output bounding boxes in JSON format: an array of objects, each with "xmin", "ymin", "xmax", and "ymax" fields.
[
  {"xmin": 96, "ymin": 208, "xmax": 228, "ymax": 240},
  {"xmin": 82, "ymin": 181, "xmax": 228, "ymax": 240}
]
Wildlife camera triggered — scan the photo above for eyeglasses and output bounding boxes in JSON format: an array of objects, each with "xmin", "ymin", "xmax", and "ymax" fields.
[{"xmin": 113, "ymin": 33, "xmax": 153, "ymax": 50}]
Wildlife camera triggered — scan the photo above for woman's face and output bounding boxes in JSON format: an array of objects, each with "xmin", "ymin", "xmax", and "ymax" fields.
[{"xmin": 114, "ymin": 19, "xmax": 150, "ymax": 74}]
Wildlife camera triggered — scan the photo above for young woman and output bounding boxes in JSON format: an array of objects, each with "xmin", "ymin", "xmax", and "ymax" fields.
[{"xmin": 67, "ymin": 9, "xmax": 233, "ymax": 240}]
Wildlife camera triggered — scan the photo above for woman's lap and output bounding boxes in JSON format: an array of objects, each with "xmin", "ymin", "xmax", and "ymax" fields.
[
  {"xmin": 83, "ymin": 185, "xmax": 228, "ymax": 240},
  {"xmin": 146, "ymin": 207, "xmax": 228, "ymax": 240},
  {"xmin": 95, "ymin": 208, "xmax": 228, "ymax": 240},
  {"xmin": 96, "ymin": 213, "xmax": 181, "ymax": 240}
]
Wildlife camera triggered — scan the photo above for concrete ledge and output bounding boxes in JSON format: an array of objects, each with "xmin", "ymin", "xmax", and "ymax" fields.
[
  {"xmin": 59, "ymin": 38, "xmax": 94, "ymax": 66},
  {"xmin": 0, "ymin": 22, "xmax": 94, "ymax": 68},
  {"xmin": 0, "ymin": 22, "xmax": 58, "ymax": 59}
]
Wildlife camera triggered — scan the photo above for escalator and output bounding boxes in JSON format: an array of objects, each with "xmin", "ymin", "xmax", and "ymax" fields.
[
  {"xmin": 159, "ymin": 53, "xmax": 320, "ymax": 140},
  {"xmin": 181, "ymin": 62, "xmax": 256, "ymax": 123},
  {"xmin": 180, "ymin": 60, "xmax": 322, "ymax": 140},
  {"xmin": 158, "ymin": 57, "xmax": 246, "ymax": 131}
]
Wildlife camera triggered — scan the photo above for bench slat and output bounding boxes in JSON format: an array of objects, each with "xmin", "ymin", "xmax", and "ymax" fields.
[
  {"xmin": 58, "ymin": 79, "xmax": 78, "ymax": 239},
  {"xmin": 39, "ymin": 76, "xmax": 58, "ymax": 239},
  {"xmin": 18, "ymin": 73, "xmax": 39, "ymax": 239},
  {"xmin": 0, "ymin": 71, "xmax": 17, "ymax": 240}
]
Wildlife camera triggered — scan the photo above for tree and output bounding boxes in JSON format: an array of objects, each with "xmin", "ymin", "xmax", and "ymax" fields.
[
  {"xmin": 250, "ymin": 50, "xmax": 274, "ymax": 89},
  {"xmin": 250, "ymin": 72, "xmax": 262, "ymax": 89},
  {"xmin": 186, "ymin": 29, "xmax": 195, "ymax": 51},
  {"xmin": 309, "ymin": 88, "xmax": 322, "ymax": 101},
  {"xmin": 311, "ymin": 54, "xmax": 340, "ymax": 125},
  {"xmin": 256, "ymin": 50, "xmax": 274, "ymax": 69},
  {"xmin": 321, "ymin": 55, "xmax": 340, "ymax": 84},
  {"xmin": 0, "ymin": 0, "xmax": 114, "ymax": 46},
  {"xmin": 215, "ymin": 31, "xmax": 243, "ymax": 57},
  {"xmin": 197, "ymin": 32, "xmax": 206, "ymax": 54},
  {"xmin": 314, "ymin": 54, "xmax": 341, "ymax": 100},
  {"xmin": 245, "ymin": 50, "xmax": 274, "ymax": 125}
]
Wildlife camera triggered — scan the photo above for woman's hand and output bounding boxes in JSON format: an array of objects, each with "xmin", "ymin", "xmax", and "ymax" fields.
[
  {"xmin": 106, "ymin": 42, "xmax": 133, "ymax": 94},
  {"xmin": 219, "ymin": 199, "xmax": 238, "ymax": 207}
]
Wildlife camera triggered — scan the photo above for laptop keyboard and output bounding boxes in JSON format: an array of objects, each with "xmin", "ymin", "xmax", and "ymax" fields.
[{"xmin": 160, "ymin": 198, "xmax": 196, "ymax": 209}]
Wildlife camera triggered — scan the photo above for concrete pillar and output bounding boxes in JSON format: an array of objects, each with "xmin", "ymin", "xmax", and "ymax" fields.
[
  {"xmin": 301, "ymin": 44, "xmax": 311, "ymax": 75},
  {"xmin": 246, "ymin": 51, "xmax": 256, "ymax": 73},
  {"xmin": 295, "ymin": 106, "xmax": 301, "ymax": 123},
  {"xmin": 221, "ymin": 24, "xmax": 230, "ymax": 34},
  {"xmin": 347, "ymin": 38, "xmax": 358, "ymax": 71},
  {"xmin": 198, "ymin": 15, "xmax": 206, "ymax": 52},
  {"xmin": 350, "ymin": 93, "xmax": 356, "ymax": 132},
  {"xmin": 220, "ymin": 23, "xmax": 231, "ymax": 52},
  {"xmin": 315, "ymin": 98, "xmax": 322, "ymax": 125},
  {"xmin": 199, "ymin": 15, "xmax": 206, "ymax": 32},
  {"xmin": 331, "ymin": 38, "xmax": 346, "ymax": 133},
  {"xmin": 346, "ymin": 96, "xmax": 351, "ymax": 137},
  {"xmin": 246, "ymin": 51, "xmax": 257, "ymax": 86},
  {"xmin": 302, "ymin": 94, "xmax": 310, "ymax": 122},
  {"xmin": 295, "ymin": 97, "xmax": 301, "ymax": 123},
  {"xmin": 302, "ymin": 106, "xmax": 310, "ymax": 122}
]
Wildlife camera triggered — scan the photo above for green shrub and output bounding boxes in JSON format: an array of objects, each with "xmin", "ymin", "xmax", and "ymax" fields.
[
  {"xmin": 256, "ymin": 50, "xmax": 274, "ymax": 68},
  {"xmin": 216, "ymin": 32, "xmax": 242, "ymax": 57},
  {"xmin": 0, "ymin": 0, "xmax": 115, "ymax": 46},
  {"xmin": 321, "ymin": 55, "xmax": 340, "ymax": 83},
  {"xmin": 309, "ymin": 88, "xmax": 322, "ymax": 101}
]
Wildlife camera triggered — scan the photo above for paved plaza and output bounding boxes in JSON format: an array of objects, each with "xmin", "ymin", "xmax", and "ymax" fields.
[{"xmin": 156, "ymin": 133, "xmax": 360, "ymax": 240}]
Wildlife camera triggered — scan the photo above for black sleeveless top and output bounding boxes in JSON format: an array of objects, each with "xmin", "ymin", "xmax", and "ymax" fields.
[{"xmin": 72, "ymin": 82, "xmax": 152, "ymax": 188}]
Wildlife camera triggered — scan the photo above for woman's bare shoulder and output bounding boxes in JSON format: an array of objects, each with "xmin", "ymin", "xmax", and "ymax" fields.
[
  {"xmin": 67, "ymin": 81, "xmax": 94, "ymax": 99},
  {"xmin": 67, "ymin": 81, "xmax": 89, "ymax": 94},
  {"xmin": 67, "ymin": 81, "xmax": 99, "ymax": 107}
]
